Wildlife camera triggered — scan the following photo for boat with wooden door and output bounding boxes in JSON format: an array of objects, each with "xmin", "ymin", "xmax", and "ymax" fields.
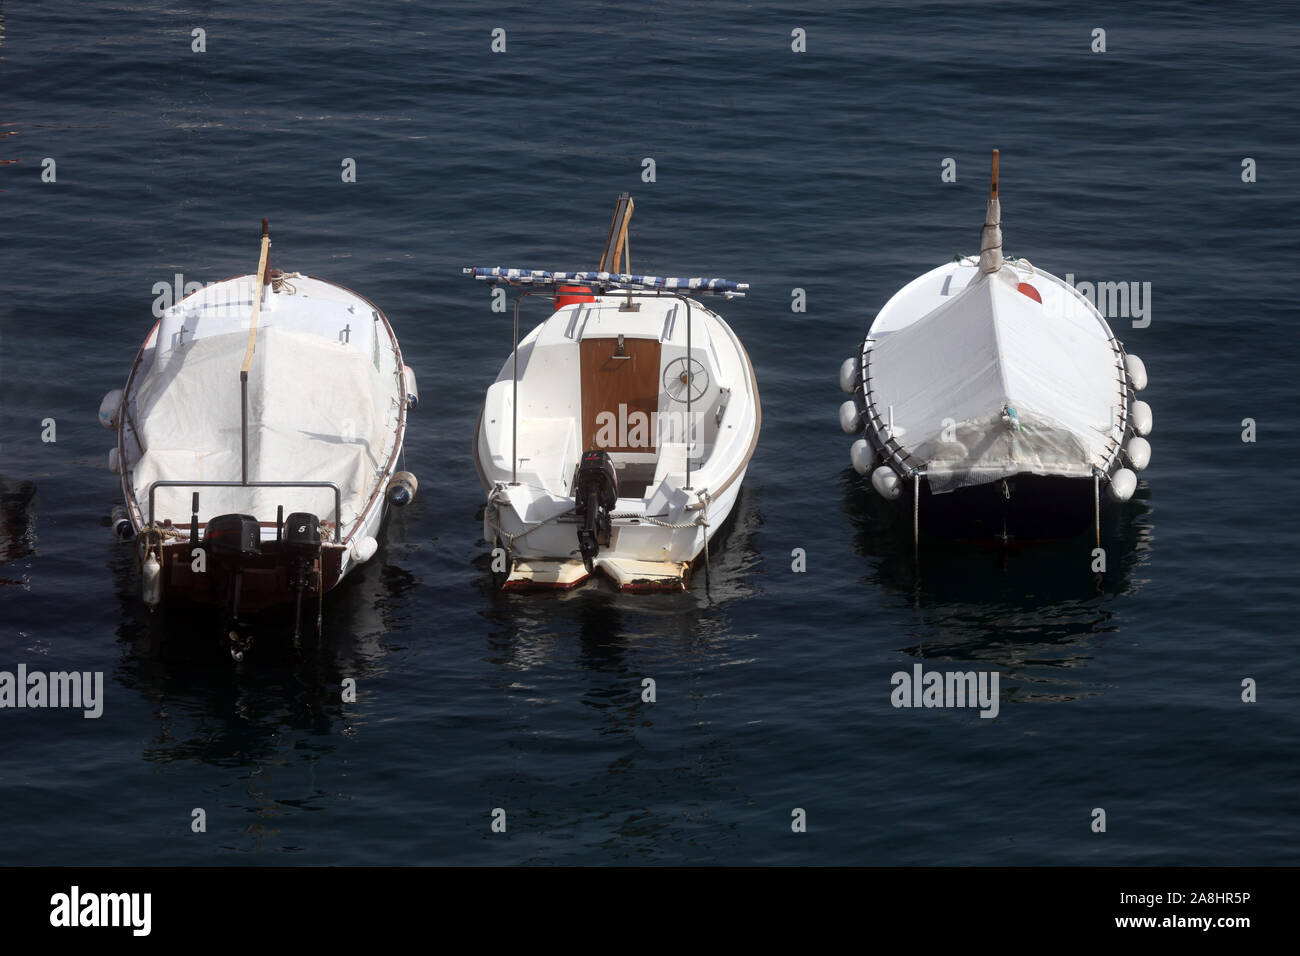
[
  {"xmin": 468, "ymin": 194, "xmax": 760, "ymax": 591},
  {"xmin": 837, "ymin": 151, "xmax": 1153, "ymax": 547},
  {"xmin": 100, "ymin": 221, "xmax": 418, "ymax": 656}
]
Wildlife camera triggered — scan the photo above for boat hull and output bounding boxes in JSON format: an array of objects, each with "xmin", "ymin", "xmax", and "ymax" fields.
[
  {"xmin": 155, "ymin": 539, "xmax": 345, "ymax": 613},
  {"xmin": 114, "ymin": 273, "xmax": 410, "ymax": 618},
  {"xmin": 495, "ymin": 466, "xmax": 747, "ymax": 591},
  {"xmin": 900, "ymin": 473, "xmax": 1097, "ymax": 542},
  {"xmin": 475, "ymin": 291, "xmax": 759, "ymax": 592},
  {"xmin": 844, "ymin": 257, "xmax": 1147, "ymax": 541}
]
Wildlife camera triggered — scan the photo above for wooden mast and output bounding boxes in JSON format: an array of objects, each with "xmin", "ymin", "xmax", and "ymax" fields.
[
  {"xmin": 240, "ymin": 219, "xmax": 271, "ymax": 485},
  {"xmin": 600, "ymin": 193, "xmax": 634, "ymax": 273},
  {"xmin": 979, "ymin": 150, "xmax": 1003, "ymax": 275},
  {"xmin": 242, "ymin": 218, "xmax": 272, "ymax": 374}
]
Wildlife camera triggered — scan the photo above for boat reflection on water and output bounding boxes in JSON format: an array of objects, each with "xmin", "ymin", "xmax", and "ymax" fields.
[
  {"xmin": 841, "ymin": 469, "xmax": 1154, "ymax": 703},
  {"xmin": 467, "ymin": 489, "xmax": 763, "ymax": 861},
  {"xmin": 476, "ymin": 485, "xmax": 763, "ymax": 678},
  {"xmin": 0, "ymin": 476, "xmax": 37, "ymax": 588},
  {"xmin": 109, "ymin": 516, "xmax": 418, "ymax": 764}
]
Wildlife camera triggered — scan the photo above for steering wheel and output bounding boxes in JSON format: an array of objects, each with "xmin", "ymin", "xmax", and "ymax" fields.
[{"xmin": 663, "ymin": 357, "xmax": 709, "ymax": 403}]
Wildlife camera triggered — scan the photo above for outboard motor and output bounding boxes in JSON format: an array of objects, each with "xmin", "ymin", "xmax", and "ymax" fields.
[
  {"xmin": 205, "ymin": 513, "xmax": 260, "ymax": 656},
  {"xmin": 284, "ymin": 512, "xmax": 321, "ymax": 640},
  {"xmin": 206, "ymin": 513, "xmax": 261, "ymax": 561},
  {"xmin": 574, "ymin": 449, "xmax": 619, "ymax": 572}
]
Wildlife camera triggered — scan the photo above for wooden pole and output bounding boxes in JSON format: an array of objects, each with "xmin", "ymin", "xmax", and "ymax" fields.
[
  {"xmin": 241, "ymin": 219, "xmax": 271, "ymax": 375},
  {"xmin": 239, "ymin": 219, "xmax": 270, "ymax": 486},
  {"xmin": 990, "ymin": 148, "xmax": 999, "ymax": 200},
  {"xmin": 600, "ymin": 193, "xmax": 633, "ymax": 273}
]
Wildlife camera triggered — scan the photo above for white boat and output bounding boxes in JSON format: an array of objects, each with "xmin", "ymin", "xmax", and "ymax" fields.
[
  {"xmin": 469, "ymin": 195, "xmax": 761, "ymax": 591},
  {"xmin": 101, "ymin": 221, "xmax": 417, "ymax": 653},
  {"xmin": 838, "ymin": 152, "xmax": 1153, "ymax": 545}
]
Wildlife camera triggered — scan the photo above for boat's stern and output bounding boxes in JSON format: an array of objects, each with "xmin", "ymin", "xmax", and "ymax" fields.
[
  {"xmin": 596, "ymin": 557, "xmax": 690, "ymax": 592},
  {"xmin": 501, "ymin": 556, "xmax": 690, "ymax": 592}
]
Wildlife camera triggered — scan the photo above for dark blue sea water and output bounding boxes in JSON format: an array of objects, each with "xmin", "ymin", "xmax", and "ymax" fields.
[{"xmin": 1, "ymin": 1, "xmax": 1298, "ymax": 865}]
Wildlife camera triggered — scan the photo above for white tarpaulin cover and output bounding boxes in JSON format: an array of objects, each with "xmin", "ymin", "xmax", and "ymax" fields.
[
  {"xmin": 131, "ymin": 325, "xmax": 395, "ymax": 529},
  {"xmin": 867, "ymin": 268, "xmax": 1121, "ymax": 493}
]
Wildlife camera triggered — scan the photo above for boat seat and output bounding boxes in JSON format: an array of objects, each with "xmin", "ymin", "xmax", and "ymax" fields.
[
  {"xmin": 652, "ymin": 442, "xmax": 690, "ymax": 485},
  {"xmin": 514, "ymin": 416, "xmax": 577, "ymax": 487},
  {"xmin": 612, "ymin": 460, "xmax": 657, "ymax": 499},
  {"xmin": 643, "ymin": 442, "xmax": 699, "ymax": 515}
]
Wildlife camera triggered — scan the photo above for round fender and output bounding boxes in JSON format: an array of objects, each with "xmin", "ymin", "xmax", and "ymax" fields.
[
  {"xmin": 839, "ymin": 357, "xmax": 859, "ymax": 395},
  {"xmin": 871, "ymin": 465, "xmax": 902, "ymax": 500},
  {"xmin": 1131, "ymin": 400, "xmax": 1153, "ymax": 437},
  {"xmin": 1108, "ymin": 468, "xmax": 1137, "ymax": 502}
]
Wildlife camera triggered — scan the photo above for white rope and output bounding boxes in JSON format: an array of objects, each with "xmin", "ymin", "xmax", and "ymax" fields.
[
  {"xmin": 484, "ymin": 490, "xmax": 566, "ymax": 547},
  {"xmin": 1005, "ymin": 256, "xmax": 1037, "ymax": 277},
  {"xmin": 609, "ymin": 511, "xmax": 704, "ymax": 530},
  {"xmin": 489, "ymin": 491, "xmax": 711, "ymax": 546}
]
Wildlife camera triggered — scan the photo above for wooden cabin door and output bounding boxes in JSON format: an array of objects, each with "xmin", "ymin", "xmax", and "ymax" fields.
[{"xmin": 579, "ymin": 336, "xmax": 661, "ymax": 454}]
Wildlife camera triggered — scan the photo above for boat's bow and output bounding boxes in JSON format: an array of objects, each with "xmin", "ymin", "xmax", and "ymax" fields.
[
  {"xmin": 864, "ymin": 264, "xmax": 1125, "ymax": 494},
  {"xmin": 840, "ymin": 151, "xmax": 1154, "ymax": 543}
]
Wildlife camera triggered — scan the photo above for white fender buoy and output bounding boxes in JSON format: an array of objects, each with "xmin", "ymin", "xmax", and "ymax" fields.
[
  {"xmin": 838, "ymin": 400, "xmax": 863, "ymax": 435},
  {"xmin": 108, "ymin": 448, "xmax": 120, "ymax": 474},
  {"xmin": 402, "ymin": 364, "xmax": 419, "ymax": 410},
  {"xmin": 98, "ymin": 389, "xmax": 123, "ymax": 430},
  {"xmin": 839, "ymin": 357, "xmax": 859, "ymax": 395},
  {"xmin": 142, "ymin": 552, "xmax": 162, "ymax": 607},
  {"xmin": 1125, "ymin": 354, "xmax": 1147, "ymax": 391},
  {"xmin": 850, "ymin": 439, "xmax": 874, "ymax": 475},
  {"xmin": 1108, "ymin": 468, "xmax": 1137, "ymax": 502},
  {"xmin": 871, "ymin": 465, "xmax": 902, "ymax": 500},
  {"xmin": 350, "ymin": 535, "xmax": 378, "ymax": 564},
  {"xmin": 1125, "ymin": 436, "xmax": 1151, "ymax": 471},
  {"xmin": 1131, "ymin": 400, "xmax": 1153, "ymax": 436}
]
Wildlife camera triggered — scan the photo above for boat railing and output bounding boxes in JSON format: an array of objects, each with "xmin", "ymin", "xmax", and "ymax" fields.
[{"xmin": 146, "ymin": 479, "xmax": 343, "ymax": 542}]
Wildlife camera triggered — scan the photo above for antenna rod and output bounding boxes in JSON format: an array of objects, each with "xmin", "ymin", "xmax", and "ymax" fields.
[
  {"xmin": 511, "ymin": 295, "xmax": 520, "ymax": 485},
  {"xmin": 685, "ymin": 298, "xmax": 693, "ymax": 490}
]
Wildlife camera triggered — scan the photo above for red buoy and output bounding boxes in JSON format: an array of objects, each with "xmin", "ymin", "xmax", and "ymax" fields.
[
  {"xmin": 555, "ymin": 285, "xmax": 595, "ymax": 310},
  {"xmin": 1017, "ymin": 282, "xmax": 1042, "ymax": 303}
]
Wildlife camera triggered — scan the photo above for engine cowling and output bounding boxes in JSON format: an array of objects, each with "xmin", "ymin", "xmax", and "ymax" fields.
[{"xmin": 574, "ymin": 450, "xmax": 619, "ymax": 572}]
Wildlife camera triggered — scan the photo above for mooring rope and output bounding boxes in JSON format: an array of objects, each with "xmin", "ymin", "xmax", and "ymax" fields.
[
  {"xmin": 135, "ymin": 522, "xmax": 187, "ymax": 564},
  {"xmin": 487, "ymin": 488, "xmax": 712, "ymax": 546}
]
